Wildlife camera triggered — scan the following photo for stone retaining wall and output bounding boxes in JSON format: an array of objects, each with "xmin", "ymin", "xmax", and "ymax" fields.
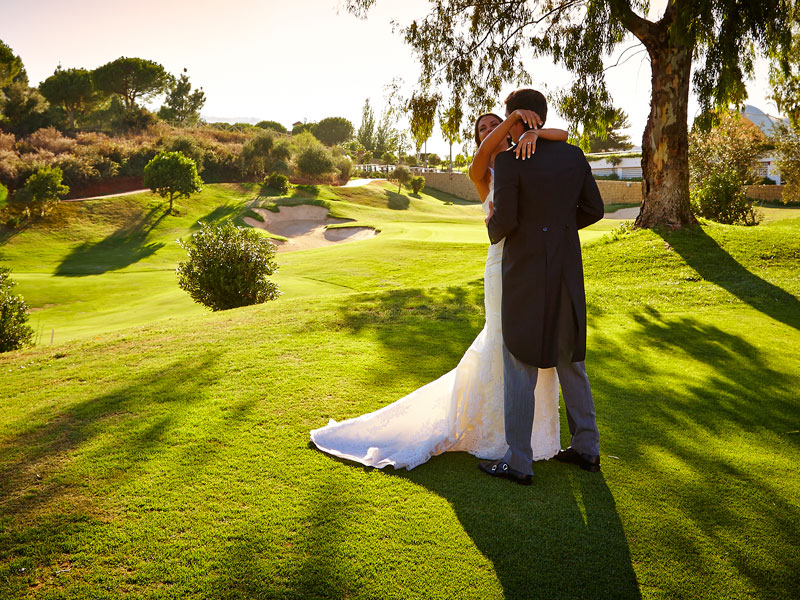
[
  {"xmin": 423, "ymin": 172, "xmax": 482, "ymax": 202},
  {"xmin": 423, "ymin": 172, "xmax": 788, "ymax": 206}
]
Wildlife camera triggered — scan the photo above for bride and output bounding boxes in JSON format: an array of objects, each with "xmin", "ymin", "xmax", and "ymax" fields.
[{"xmin": 310, "ymin": 109, "xmax": 569, "ymax": 470}]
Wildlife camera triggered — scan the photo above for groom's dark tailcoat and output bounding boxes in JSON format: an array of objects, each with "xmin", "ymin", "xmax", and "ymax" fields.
[{"xmin": 487, "ymin": 139, "xmax": 604, "ymax": 368}]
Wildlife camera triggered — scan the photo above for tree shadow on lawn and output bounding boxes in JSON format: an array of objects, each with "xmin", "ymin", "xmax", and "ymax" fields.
[
  {"xmin": 322, "ymin": 294, "xmax": 799, "ymax": 598},
  {"xmin": 586, "ymin": 308, "xmax": 800, "ymax": 598},
  {"xmin": 334, "ymin": 283, "xmax": 485, "ymax": 388},
  {"xmin": 55, "ymin": 203, "xmax": 169, "ymax": 276},
  {"xmin": 0, "ymin": 348, "xmax": 257, "ymax": 531},
  {"xmin": 658, "ymin": 225, "xmax": 800, "ymax": 332},
  {"xmin": 423, "ymin": 185, "xmax": 480, "ymax": 206}
]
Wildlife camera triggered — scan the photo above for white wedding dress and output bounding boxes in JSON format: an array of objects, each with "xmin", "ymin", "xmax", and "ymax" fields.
[{"xmin": 310, "ymin": 178, "xmax": 561, "ymax": 469}]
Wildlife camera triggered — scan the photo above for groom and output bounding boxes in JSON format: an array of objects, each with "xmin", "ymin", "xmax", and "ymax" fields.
[{"xmin": 481, "ymin": 88, "xmax": 605, "ymax": 485}]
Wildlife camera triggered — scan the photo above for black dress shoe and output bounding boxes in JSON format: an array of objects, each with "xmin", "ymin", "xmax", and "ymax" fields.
[
  {"xmin": 554, "ymin": 446, "xmax": 601, "ymax": 472},
  {"xmin": 478, "ymin": 460, "xmax": 532, "ymax": 485}
]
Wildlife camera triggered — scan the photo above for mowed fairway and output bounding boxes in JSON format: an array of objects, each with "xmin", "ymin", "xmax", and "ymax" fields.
[{"xmin": 1, "ymin": 182, "xmax": 799, "ymax": 599}]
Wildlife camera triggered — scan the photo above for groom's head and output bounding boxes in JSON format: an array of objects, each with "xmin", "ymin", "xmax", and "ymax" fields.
[{"xmin": 504, "ymin": 88, "xmax": 548, "ymax": 144}]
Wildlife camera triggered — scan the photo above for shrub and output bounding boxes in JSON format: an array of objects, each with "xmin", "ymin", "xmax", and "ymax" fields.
[
  {"xmin": 25, "ymin": 127, "xmax": 75, "ymax": 154},
  {"xmin": 0, "ymin": 132, "xmax": 16, "ymax": 152},
  {"xmin": 690, "ymin": 167, "xmax": 761, "ymax": 226},
  {"xmin": 336, "ymin": 156, "xmax": 353, "ymax": 181},
  {"xmin": 265, "ymin": 172, "xmax": 289, "ymax": 194},
  {"xmin": 296, "ymin": 145, "xmax": 335, "ymax": 177},
  {"xmin": 242, "ymin": 131, "xmax": 292, "ymax": 179},
  {"xmin": 0, "ymin": 267, "xmax": 35, "ymax": 353},
  {"xmin": 0, "ymin": 182, "xmax": 7, "ymax": 209},
  {"xmin": 409, "ymin": 175, "xmax": 425, "ymax": 194},
  {"xmin": 176, "ymin": 221, "xmax": 280, "ymax": 311},
  {"xmin": 14, "ymin": 165, "xmax": 69, "ymax": 217},
  {"xmin": 256, "ymin": 120, "xmax": 287, "ymax": 134}
]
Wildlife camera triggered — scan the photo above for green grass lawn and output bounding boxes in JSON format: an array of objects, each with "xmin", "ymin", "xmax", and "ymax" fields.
[{"xmin": 1, "ymin": 183, "xmax": 799, "ymax": 599}]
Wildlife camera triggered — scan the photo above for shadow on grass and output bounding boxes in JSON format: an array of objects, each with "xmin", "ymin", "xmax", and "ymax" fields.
[
  {"xmin": 398, "ymin": 457, "xmax": 641, "ymax": 599},
  {"xmin": 658, "ymin": 225, "xmax": 800, "ymax": 331},
  {"xmin": 423, "ymin": 185, "xmax": 480, "ymax": 206},
  {"xmin": 335, "ymin": 284, "xmax": 484, "ymax": 386},
  {"xmin": 55, "ymin": 203, "xmax": 169, "ymax": 276},
  {"xmin": 586, "ymin": 308, "xmax": 800, "ymax": 598}
]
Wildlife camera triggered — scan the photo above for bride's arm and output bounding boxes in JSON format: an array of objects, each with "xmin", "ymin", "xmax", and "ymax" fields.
[
  {"xmin": 515, "ymin": 127, "xmax": 569, "ymax": 158},
  {"xmin": 468, "ymin": 109, "xmax": 540, "ymax": 189}
]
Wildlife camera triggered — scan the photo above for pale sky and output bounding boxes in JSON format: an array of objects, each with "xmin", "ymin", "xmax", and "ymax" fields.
[{"xmin": 1, "ymin": 0, "xmax": 780, "ymax": 156}]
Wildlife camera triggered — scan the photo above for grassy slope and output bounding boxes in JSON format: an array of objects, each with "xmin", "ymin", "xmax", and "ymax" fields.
[
  {"xmin": 1, "ymin": 181, "xmax": 611, "ymax": 343},
  {"xmin": 1, "ymin": 185, "xmax": 799, "ymax": 599}
]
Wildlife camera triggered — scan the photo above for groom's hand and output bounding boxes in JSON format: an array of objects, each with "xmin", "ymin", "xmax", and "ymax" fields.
[{"xmin": 485, "ymin": 200, "xmax": 494, "ymax": 225}]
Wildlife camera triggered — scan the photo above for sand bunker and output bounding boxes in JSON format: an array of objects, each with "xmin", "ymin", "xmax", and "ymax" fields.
[{"xmin": 243, "ymin": 205, "xmax": 377, "ymax": 252}]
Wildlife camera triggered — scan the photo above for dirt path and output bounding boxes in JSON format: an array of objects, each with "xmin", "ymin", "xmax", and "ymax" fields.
[
  {"xmin": 605, "ymin": 207, "xmax": 640, "ymax": 219},
  {"xmin": 243, "ymin": 205, "xmax": 377, "ymax": 252}
]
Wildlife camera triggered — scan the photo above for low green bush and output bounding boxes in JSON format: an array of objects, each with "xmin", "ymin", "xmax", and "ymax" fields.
[
  {"xmin": 0, "ymin": 267, "xmax": 34, "ymax": 353},
  {"xmin": 410, "ymin": 175, "xmax": 425, "ymax": 194},
  {"xmin": 14, "ymin": 165, "xmax": 70, "ymax": 217},
  {"xmin": 691, "ymin": 168, "xmax": 761, "ymax": 226},
  {"xmin": 176, "ymin": 221, "xmax": 280, "ymax": 311},
  {"xmin": 296, "ymin": 145, "xmax": 335, "ymax": 177},
  {"xmin": 265, "ymin": 172, "xmax": 289, "ymax": 194}
]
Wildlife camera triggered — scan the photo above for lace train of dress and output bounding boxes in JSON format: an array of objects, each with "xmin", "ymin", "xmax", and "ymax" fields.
[{"xmin": 310, "ymin": 186, "xmax": 560, "ymax": 470}]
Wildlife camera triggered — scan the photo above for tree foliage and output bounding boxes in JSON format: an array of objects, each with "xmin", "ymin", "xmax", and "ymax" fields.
[
  {"xmin": 0, "ymin": 82, "xmax": 51, "ymax": 135},
  {"xmin": 177, "ymin": 221, "xmax": 280, "ymax": 311},
  {"xmin": 689, "ymin": 111, "xmax": 765, "ymax": 225},
  {"xmin": 143, "ymin": 151, "xmax": 203, "ymax": 213},
  {"xmin": 347, "ymin": 0, "xmax": 794, "ymax": 229},
  {"xmin": 312, "ymin": 116, "xmax": 354, "ymax": 146},
  {"xmin": 373, "ymin": 110, "xmax": 399, "ymax": 154},
  {"xmin": 0, "ymin": 266, "xmax": 34, "ymax": 353},
  {"xmin": 39, "ymin": 67, "xmax": 98, "ymax": 129},
  {"xmin": 92, "ymin": 57, "xmax": 171, "ymax": 110},
  {"xmin": 390, "ymin": 164, "xmax": 412, "ymax": 193},
  {"xmin": 357, "ymin": 98, "xmax": 376, "ymax": 151},
  {"xmin": 0, "ymin": 40, "xmax": 24, "ymax": 89},
  {"xmin": 773, "ymin": 123, "xmax": 800, "ymax": 204},
  {"xmin": 158, "ymin": 68, "xmax": 205, "ymax": 126},
  {"xmin": 256, "ymin": 120, "xmax": 287, "ymax": 134},
  {"xmin": 439, "ymin": 100, "xmax": 462, "ymax": 171},
  {"xmin": 586, "ymin": 108, "xmax": 634, "ymax": 153},
  {"xmin": 407, "ymin": 92, "xmax": 439, "ymax": 162}
]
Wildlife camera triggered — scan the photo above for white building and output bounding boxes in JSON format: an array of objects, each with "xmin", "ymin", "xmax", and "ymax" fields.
[{"xmin": 740, "ymin": 104, "xmax": 787, "ymax": 184}]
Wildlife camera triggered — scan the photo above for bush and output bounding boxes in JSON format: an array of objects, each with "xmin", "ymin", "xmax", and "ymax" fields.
[
  {"xmin": 409, "ymin": 175, "xmax": 425, "ymax": 194},
  {"xmin": 690, "ymin": 168, "xmax": 761, "ymax": 226},
  {"xmin": 14, "ymin": 165, "xmax": 69, "ymax": 217},
  {"xmin": 0, "ymin": 267, "xmax": 34, "ymax": 353},
  {"xmin": 176, "ymin": 221, "xmax": 280, "ymax": 311},
  {"xmin": 336, "ymin": 156, "xmax": 353, "ymax": 181},
  {"xmin": 0, "ymin": 182, "xmax": 7, "ymax": 210},
  {"xmin": 265, "ymin": 172, "xmax": 289, "ymax": 194},
  {"xmin": 296, "ymin": 145, "xmax": 335, "ymax": 177},
  {"xmin": 25, "ymin": 127, "xmax": 75, "ymax": 154}
]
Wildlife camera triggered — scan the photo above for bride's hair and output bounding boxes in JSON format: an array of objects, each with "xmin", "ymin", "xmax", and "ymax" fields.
[{"xmin": 474, "ymin": 113, "xmax": 503, "ymax": 146}]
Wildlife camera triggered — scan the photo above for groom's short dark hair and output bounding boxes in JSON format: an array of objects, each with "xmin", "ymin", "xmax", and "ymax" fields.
[{"xmin": 505, "ymin": 89, "xmax": 548, "ymax": 126}]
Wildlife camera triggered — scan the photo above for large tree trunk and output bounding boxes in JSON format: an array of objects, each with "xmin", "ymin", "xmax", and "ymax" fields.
[{"xmin": 635, "ymin": 41, "xmax": 695, "ymax": 229}]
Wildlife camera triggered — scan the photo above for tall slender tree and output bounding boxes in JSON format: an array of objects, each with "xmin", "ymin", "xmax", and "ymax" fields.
[
  {"xmin": 357, "ymin": 98, "xmax": 376, "ymax": 151},
  {"xmin": 439, "ymin": 99, "xmax": 463, "ymax": 171},
  {"xmin": 407, "ymin": 91, "xmax": 439, "ymax": 166},
  {"xmin": 347, "ymin": 0, "xmax": 794, "ymax": 229}
]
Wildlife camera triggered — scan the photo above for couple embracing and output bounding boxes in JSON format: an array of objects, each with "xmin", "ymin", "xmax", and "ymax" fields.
[{"xmin": 311, "ymin": 88, "xmax": 605, "ymax": 484}]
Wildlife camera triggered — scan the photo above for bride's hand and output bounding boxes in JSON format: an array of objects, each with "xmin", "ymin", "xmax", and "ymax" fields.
[
  {"xmin": 516, "ymin": 129, "xmax": 539, "ymax": 160},
  {"xmin": 485, "ymin": 200, "xmax": 494, "ymax": 225},
  {"xmin": 512, "ymin": 109, "xmax": 542, "ymax": 129}
]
